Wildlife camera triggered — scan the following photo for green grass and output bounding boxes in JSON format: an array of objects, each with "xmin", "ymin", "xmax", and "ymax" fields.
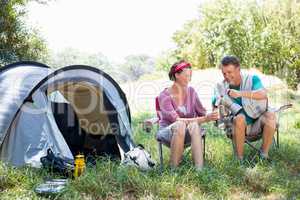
[{"xmin": 0, "ymin": 95, "xmax": 300, "ymax": 199}]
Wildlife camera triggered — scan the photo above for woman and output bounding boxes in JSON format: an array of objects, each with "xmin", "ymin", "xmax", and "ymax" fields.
[{"xmin": 156, "ymin": 60, "xmax": 218, "ymax": 170}]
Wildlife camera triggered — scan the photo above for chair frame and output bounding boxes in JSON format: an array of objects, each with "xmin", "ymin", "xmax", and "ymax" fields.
[
  {"xmin": 149, "ymin": 97, "xmax": 206, "ymax": 172},
  {"xmin": 219, "ymin": 104, "xmax": 292, "ymax": 161}
]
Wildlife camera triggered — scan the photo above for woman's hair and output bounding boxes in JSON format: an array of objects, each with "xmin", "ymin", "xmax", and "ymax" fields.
[{"xmin": 168, "ymin": 60, "xmax": 191, "ymax": 81}]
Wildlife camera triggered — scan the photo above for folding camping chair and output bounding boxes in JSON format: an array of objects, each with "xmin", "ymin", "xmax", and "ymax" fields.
[
  {"xmin": 218, "ymin": 103, "xmax": 292, "ymax": 162},
  {"xmin": 152, "ymin": 97, "xmax": 206, "ymax": 172}
]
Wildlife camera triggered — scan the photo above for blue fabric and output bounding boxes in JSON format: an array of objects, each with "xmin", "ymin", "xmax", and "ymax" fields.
[{"xmin": 252, "ymin": 75, "xmax": 264, "ymax": 90}]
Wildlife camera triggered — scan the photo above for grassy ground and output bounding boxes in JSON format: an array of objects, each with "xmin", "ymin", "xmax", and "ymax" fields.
[{"xmin": 0, "ymin": 92, "xmax": 299, "ymax": 199}]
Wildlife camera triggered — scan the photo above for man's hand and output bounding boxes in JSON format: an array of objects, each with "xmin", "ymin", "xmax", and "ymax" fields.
[
  {"xmin": 206, "ymin": 111, "xmax": 219, "ymax": 121},
  {"xmin": 227, "ymin": 89, "xmax": 241, "ymax": 98}
]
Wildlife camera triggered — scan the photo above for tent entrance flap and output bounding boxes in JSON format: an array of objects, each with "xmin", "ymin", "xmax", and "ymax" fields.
[{"xmin": 49, "ymin": 82, "xmax": 122, "ymax": 159}]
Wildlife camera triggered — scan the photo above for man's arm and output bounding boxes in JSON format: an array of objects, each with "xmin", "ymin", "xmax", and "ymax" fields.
[
  {"xmin": 228, "ymin": 89, "xmax": 267, "ymax": 100},
  {"xmin": 228, "ymin": 75, "xmax": 267, "ymax": 100}
]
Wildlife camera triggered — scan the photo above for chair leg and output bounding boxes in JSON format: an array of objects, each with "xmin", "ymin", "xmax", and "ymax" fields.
[
  {"xmin": 244, "ymin": 139, "xmax": 261, "ymax": 164},
  {"xmin": 245, "ymin": 140, "xmax": 261, "ymax": 154},
  {"xmin": 158, "ymin": 142, "xmax": 163, "ymax": 173},
  {"xmin": 231, "ymin": 139, "xmax": 236, "ymax": 158},
  {"xmin": 276, "ymin": 129, "xmax": 279, "ymax": 148},
  {"xmin": 272, "ymin": 137, "xmax": 277, "ymax": 149},
  {"xmin": 203, "ymin": 135, "xmax": 206, "ymax": 162}
]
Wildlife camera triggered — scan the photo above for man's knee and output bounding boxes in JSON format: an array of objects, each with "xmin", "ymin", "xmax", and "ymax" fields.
[
  {"xmin": 233, "ymin": 114, "xmax": 246, "ymax": 127},
  {"xmin": 262, "ymin": 111, "xmax": 276, "ymax": 128},
  {"xmin": 263, "ymin": 111, "xmax": 276, "ymax": 121}
]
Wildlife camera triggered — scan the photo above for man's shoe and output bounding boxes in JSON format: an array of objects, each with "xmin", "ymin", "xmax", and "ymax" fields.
[
  {"xmin": 259, "ymin": 151, "xmax": 271, "ymax": 163},
  {"xmin": 238, "ymin": 158, "xmax": 245, "ymax": 166}
]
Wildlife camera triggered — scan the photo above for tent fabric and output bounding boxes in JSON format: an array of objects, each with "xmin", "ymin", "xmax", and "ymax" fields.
[
  {"xmin": 0, "ymin": 91, "xmax": 73, "ymax": 167},
  {"xmin": 0, "ymin": 62, "xmax": 135, "ymax": 167},
  {"xmin": 39, "ymin": 68, "xmax": 132, "ymax": 137},
  {"xmin": 0, "ymin": 62, "xmax": 51, "ymax": 144},
  {"xmin": 36, "ymin": 67, "xmax": 134, "ymax": 152}
]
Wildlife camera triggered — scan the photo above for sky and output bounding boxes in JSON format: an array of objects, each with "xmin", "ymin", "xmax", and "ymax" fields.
[{"xmin": 27, "ymin": 0, "xmax": 201, "ymax": 62}]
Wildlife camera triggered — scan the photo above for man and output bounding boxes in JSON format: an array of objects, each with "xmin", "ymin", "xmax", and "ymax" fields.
[{"xmin": 213, "ymin": 55, "xmax": 276, "ymax": 161}]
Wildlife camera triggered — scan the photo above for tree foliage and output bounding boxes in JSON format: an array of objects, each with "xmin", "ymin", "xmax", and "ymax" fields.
[
  {"xmin": 154, "ymin": 50, "xmax": 177, "ymax": 72},
  {"xmin": 48, "ymin": 48, "xmax": 110, "ymax": 69},
  {"xmin": 0, "ymin": 0, "xmax": 48, "ymax": 66},
  {"xmin": 48, "ymin": 48, "xmax": 155, "ymax": 83},
  {"xmin": 173, "ymin": 0, "xmax": 300, "ymax": 88},
  {"xmin": 121, "ymin": 54, "xmax": 155, "ymax": 81}
]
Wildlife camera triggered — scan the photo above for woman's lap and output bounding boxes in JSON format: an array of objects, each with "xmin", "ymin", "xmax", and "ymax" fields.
[{"xmin": 156, "ymin": 122, "xmax": 204, "ymax": 147}]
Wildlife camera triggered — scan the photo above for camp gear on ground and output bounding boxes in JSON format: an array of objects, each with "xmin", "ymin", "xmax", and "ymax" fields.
[
  {"xmin": 35, "ymin": 178, "xmax": 68, "ymax": 195},
  {"xmin": 122, "ymin": 145, "xmax": 155, "ymax": 171},
  {"xmin": 40, "ymin": 149, "xmax": 74, "ymax": 177},
  {"xmin": 73, "ymin": 154, "xmax": 85, "ymax": 177}
]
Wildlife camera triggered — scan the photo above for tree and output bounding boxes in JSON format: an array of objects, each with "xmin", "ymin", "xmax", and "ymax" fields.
[
  {"xmin": 0, "ymin": 0, "xmax": 48, "ymax": 66},
  {"xmin": 120, "ymin": 54, "xmax": 155, "ymax": 81},
  {"xmin": 48, "ymin": 48, "xmax": 111, "ymax": 69},
  {"xmin": 155, "ymin": 49, "xmax": 179, "ymax": 72},
  {"xmin": 173, "ymin": 0, "xmax": 300, "ymax": 89},
  {"xmin": 172, "ymin": 20, "xmax": 211, "ymax": 69}
]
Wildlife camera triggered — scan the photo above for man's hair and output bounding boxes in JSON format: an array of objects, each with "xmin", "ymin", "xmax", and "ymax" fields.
[{"xmin": 221, "ymin": 56, "xmax": 240, "ymax": 68}]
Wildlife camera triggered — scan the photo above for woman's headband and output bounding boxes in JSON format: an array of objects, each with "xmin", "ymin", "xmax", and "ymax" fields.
[{"xmin": 173, "ymin": 62, "xmax": 191, "ymax": 73}]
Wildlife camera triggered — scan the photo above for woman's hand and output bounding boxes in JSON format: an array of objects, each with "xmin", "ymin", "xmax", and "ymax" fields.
[
  {"xmin": 176, "ymin": 118, "xmax": 197, "ymax": 124},
  {"xmin": 205, "ymin": 111, "xmax": 219, "ymax": 121},
  {"xmin": 177, "ymin": 112, "xmax": 220, "ymax": 124}
]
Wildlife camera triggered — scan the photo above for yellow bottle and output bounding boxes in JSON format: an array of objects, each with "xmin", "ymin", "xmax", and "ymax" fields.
[{"xmin": 74, "ymin": 154, "xmax": 85, "ymax": 178}]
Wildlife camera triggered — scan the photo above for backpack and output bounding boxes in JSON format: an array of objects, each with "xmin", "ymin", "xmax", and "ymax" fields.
[{"xmin": 40, "ymin": 149, "xmax": 74, "ymax": 177}]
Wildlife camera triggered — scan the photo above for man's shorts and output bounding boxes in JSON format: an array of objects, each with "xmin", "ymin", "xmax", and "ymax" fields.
[{"xmin": 244, "ymin": 112, "xmax": 274, "ymax": 137}]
